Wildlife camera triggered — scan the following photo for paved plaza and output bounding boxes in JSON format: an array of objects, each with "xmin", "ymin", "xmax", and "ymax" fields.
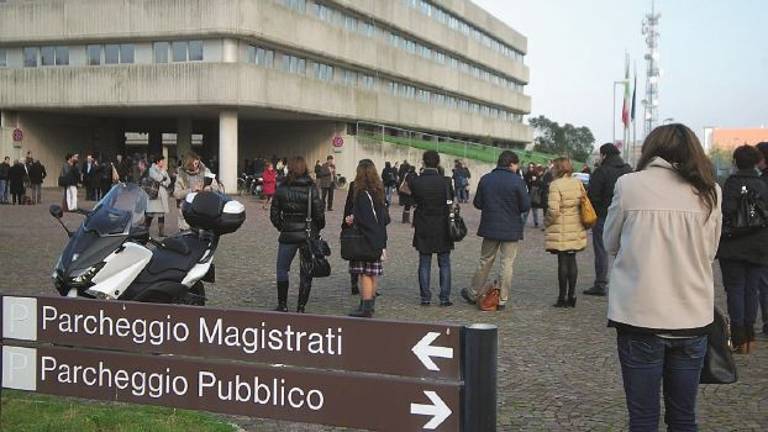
[{"xmin": 0, "ymin": 188, "xmax": 766, "ymax": 431}]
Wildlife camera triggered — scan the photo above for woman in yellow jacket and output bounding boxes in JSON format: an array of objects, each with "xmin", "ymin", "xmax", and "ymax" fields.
[{"xmin": 545, "ymin": 157, "xmax": 588, "ymax": 308}]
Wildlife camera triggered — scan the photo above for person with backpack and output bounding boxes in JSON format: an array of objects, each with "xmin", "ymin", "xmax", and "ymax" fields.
[
  {"xmin": 716, "ymin": 144, "xmax": 768, "ymax": 353},
  {"xmin": 758, "ymin": 141, "xmax": 768, "ymax": 335},
  {"xmin": 584, "ymin": 143, "xmax": 633, "ymax": 297},
  {"xmin": 381, "ymin": 161, "xmax": 398, "ymax": 207}
]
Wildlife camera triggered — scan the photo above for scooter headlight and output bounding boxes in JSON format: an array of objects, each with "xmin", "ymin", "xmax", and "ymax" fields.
[{"xmin": 69, "ymin": 263, "xmax": 104, "ymax": 287}]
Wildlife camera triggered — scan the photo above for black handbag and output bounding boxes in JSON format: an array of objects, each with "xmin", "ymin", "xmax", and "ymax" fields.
[
  {"xmin": 700, "ymin": 307, "xmax": 738, "ymax": 385},
  {"xmin": 140, "ymin": 171, "xmax": 160, "ymax": 200},
  {"xmin": 445, "ymin": 180, "xmax": 467, "ymax": 242},
  {"xmin": 301, "ymin": 186, "xmax": 331, "ymax": 278},
  {"xmin": 340, "ymin": 192, "xmax": 383, "ymax": 262}
]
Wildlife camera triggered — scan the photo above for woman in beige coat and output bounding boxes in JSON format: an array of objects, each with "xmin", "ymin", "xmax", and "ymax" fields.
[{"xmin": 545, "ymin": 157, "xmax": 588, "ymax": 308}]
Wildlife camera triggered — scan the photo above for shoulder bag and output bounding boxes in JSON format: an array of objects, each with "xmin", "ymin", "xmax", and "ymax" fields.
[
  {"xmin": 444, "ymin": 179, "xmax": 467, "ymax": 242},
  {"xmin": 340, "ymin": 192, "xmax": 383, "ymax": 262},
  {"xmin": 140, "ymin": 169, "xmax": 160, "ymax": 200},
  {"xmin": 301, "ymin": 186, "xmax": 331, "ymax": 278},
  {"xmin": 399, "ymin": 174, "xmax": 412, "ymax": 196},
  {"xmin": 578, "ymin": 181, "xmax": 597, "ymax": 229},
  {"xmin": 700, "ymin": 307, "xmax": 738, "ymax": 384},
  {"xmin": 725, "ymin": 185, "xmax": 768, "ymax": 238}
]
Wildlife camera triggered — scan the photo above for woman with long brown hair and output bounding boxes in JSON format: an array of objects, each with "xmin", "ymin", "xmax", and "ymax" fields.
[
  {"xmin": 544, "ymin": 157, "xmax": 588, "ymax": 308},
  {"xmin": 344, "ymin": 160, "xmax": 390, "ymax": 317},
  {"xmin": 269, "ymin": 156, "xmax": 325, "ymax": 313},
  {"xmin": 604, "ymin": 124, "xmax": 721, "ymax": 430},
  {"xmin": 173, "ymin": 152, "xmax": 220, "ymax": 231}
]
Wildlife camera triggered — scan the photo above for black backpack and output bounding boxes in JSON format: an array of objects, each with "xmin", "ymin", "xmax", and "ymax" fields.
[{"xmin": 727, "ymin": 185, "xmax": 768, "ymax": 237}]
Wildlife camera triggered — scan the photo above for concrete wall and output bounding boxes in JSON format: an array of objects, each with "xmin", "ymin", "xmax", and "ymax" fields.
[
  {"xmin": 0, "ymin": 0, "xmax": 530, "ymax": 113},
  {"xmin": 238, "ymin": 120, "xmax": 342, "ymax": 172},
  {"xmin": 0, "ymin": 63, "xmax": 532, "ymax": 144}
]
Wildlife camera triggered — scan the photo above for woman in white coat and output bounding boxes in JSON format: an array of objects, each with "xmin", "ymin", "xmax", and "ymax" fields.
[{"xmin": 145, "ymin": 154, "xmax": 171, "ymax": 237}]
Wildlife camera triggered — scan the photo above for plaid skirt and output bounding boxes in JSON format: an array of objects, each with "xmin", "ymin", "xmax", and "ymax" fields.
[{"xmin": 349, "ymin": 260, "xmax": 384, "ymax": 276}]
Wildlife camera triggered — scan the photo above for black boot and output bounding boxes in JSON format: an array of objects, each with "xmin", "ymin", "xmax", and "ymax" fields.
[
  {"xmin": 297, "ymin": 283, "xmax": 311, "ymax": 313},
  {"xmin": 402, "ymin": 210, "xmax": 410, "ymax": 224},
  {"xmin": 732, "ymin": 325, "xmax": 747, "ymax": 354},
  {"xmin": 349, "ymin": 299, "xmax": 374, "ymax": 318},
  {"xmin": 275, "ymin": 281, "xmax": 288, "ymax": 312},
  {"xmin": 567, "ymin": 297, "xmax": 577, "ymax": 308},
  {"xmin": 552, "ymin": 298, "xmax": 567, "ymax": 308},
  {"xmin": 350, "ymin": 274, "xmax": 359, "ymax": 295}
]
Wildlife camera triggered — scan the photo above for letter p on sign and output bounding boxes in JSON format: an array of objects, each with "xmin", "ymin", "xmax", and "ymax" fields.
[
  {"xmin": 2, "ymin": 346, "xmax": 37, "ymax": 391},
  {"xmin": 2, "ymin": 297, "xmax": 38, "ymax": 341}
]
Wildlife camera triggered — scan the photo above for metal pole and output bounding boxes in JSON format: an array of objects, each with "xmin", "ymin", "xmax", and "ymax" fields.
[
  {"xmin": 612, "ymin": 83, "xmax": 617, "ymax": 144},
  {"xmin": 462, "ymin": 324, "xmax": 497, "ymax": 432}
]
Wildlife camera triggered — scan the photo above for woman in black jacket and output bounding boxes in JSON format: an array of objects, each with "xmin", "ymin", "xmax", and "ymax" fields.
[
  {"xmin": 270, "ymin": 156, "xmax": 326, "ymax": 313},
  {"xmin": 411, "ymin": 151, "xmax": 455, "ymax": 306},
  {"xmin": 8, "ymin": 160, "xmax": 27, "ymax": 205},
  {"xmin": 717, "ymin": 145, "xmax": 768, "ymax": 353},
  {"xmin": 345, "ymin": 160, "xmax": 390, "ymax": 317}
]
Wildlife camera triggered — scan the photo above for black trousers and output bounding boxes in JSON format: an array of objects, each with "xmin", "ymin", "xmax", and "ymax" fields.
[
  {"xmin": 557, "ymin": 252, "xmax": 578, "ymax": 300},
  {"xmin": 322, "ymin": 186, "xmax": 334, "ymax": 210}
]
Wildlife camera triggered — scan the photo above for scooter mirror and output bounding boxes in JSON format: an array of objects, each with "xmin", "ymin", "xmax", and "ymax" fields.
[{"xmin": 49, "ymin": 204, "xmax": 64, "ymax": 219}]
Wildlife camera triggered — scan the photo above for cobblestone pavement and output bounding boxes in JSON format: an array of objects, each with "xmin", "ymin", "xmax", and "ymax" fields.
[{"xmin": 0, "ymin": 189, "xmax": 766, "ymax": 431}]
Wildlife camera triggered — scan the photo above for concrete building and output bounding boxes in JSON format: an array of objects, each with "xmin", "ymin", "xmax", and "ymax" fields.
[
  {"xmin": 704, "ymin": 127, "xmax": 768, "ymax": 153},
  {"xmin": 0, "ymin": 0, "xmax": 531, "ymax": 189}
]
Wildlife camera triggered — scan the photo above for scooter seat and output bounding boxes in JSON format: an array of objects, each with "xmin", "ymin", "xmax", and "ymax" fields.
[{"xmin": 161, "ymin": 237, "xmax": 191, "ymax": 256}]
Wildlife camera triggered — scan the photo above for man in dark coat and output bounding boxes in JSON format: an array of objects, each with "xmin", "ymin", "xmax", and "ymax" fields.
[
  {"xmin": 8, "ymin": 160, "xmax": 27, "ymax": 204},
  {"xmin": 82, "ymin": 154, "xmax": 99, "ymax": 201},
  {"xmin": 115, "ymin": 154, "xmax": 131, "ymax": 183},
  {"xmin": 461, "ymin": 151, "xmax": 530, "ymax": 309},
  {"xmin": 756, "ymin": 141, "xmax": 768, "ymax": 335},
  {"xmin": 584, "ymin": 143, "xmax": 633, "ymax": 296},
  {"xmin": 411, "ymin": 151, "xmax": 455, "ymax": 306},
  {"xmin": 316, "ymin": 155, "xmax": 336, "ymax": 211},
  {"xmin": 28, "ymin": 159, "xmax": 47, "ymax": 204},
  {"xmin": 0, "ymin": 156, "xmax": 10, "ymax": 204}
]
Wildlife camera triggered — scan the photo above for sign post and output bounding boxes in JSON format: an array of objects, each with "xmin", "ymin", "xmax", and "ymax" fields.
[{"xmin": 1, "ymin": 295, "xmax": 497, "ymax": 431}]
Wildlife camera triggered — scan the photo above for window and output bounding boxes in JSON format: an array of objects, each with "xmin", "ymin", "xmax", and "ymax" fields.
[
  {"xmin": 188, "ymin": 40, "xmax": 203, "ymax": 61},
  {"xmin": 41, "ymin": 46, "xmax": 55, "ymax": 66},
  {"xmin": 154, "ymin": 42, "xmax": 169, "ymax": 63},
  {"xmin": 120, "ymin": 44, "xmax": 134, "ymax": 64},
  {"xmin": 55, "ymin": 46, "xmax": 69, "ymax": 65},
  {"xmin": 254, "ymin": 47, "xmax": 274, "ymax": 67},
  {"xmin": 313, "ymin": 62, "xmax": 333, "ymax": 81},
  {"xmin": 172, "ymin": 41, "xmax": 187, "ymax": 62},
  {"xmin": 0, "ymin": 48, "xmax": 6, "ymax": 67},
  {"xmin": 105, "ymin": 44, "xmax": 120, "ymax": 64},
  {"xmin": 23, "ymin": 47, "xmax": 37, "ymax": 67},
  {"xmin": 87, "ymin": 45, "xmax": 102, "ymax": 65}
]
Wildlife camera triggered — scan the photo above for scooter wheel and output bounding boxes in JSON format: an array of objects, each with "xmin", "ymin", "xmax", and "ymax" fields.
[{"xmin": 175, "ymin": 282, "xmax": 206, "ymax": 306}]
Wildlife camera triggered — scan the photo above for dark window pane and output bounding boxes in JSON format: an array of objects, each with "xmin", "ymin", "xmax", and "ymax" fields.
[
  {"xmin": 153, "ymin": 42, "xmax": 169, "ymax": 63},
  {"xmin": 105, "ymin": 44, "xmax": 120, "ymax": 64},
  {"xmin": 120, "ymin": 44, "xmax": 134, "ymax": 64},
  {"xmin": 188, "ymin": 40, "xmax": 203, "ymax": 61},
  {"xmin": 0, "ymin": 48, "xmax": 6, "ymax": 67},
  {"xmin": 55, "ymin": 46, "xmax": 69, "ymax": 65},
  {"xmin": 172, "ymin": 41, "xmax": 187, "ymax": 62},
  {"xmin": 23, "ymin": 47, "xmax": 37, "ymax": 67},
  {"xmin": 87, "ymin": 45, "xmax": 101, "ymax": 65},
  {"xmin": 41, "ymin": 46, "xmax": 55, "ymax": 66}
]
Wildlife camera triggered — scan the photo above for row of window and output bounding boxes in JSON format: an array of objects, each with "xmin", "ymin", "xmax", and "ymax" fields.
[
  {"xmin": 87, "ymin": 44, "xmax": 134, "ymax": 65},
  {"xmin": 275, "ymin": 0, "xmax": 526, "ymax": 94},
  {"xmin": 388, "ymin": 33, "xmax": 524, "ymax": 93},
  {"xmin": 246, "ymin": 45, "xmax": 523, "ymax": 123},
  {"xmin": 153, "ymin": 41, "xmax": 204, "ymax": 63},
  {"xmin": 403, "ymin": 0, "xmax": 525, "ymax": 63}
]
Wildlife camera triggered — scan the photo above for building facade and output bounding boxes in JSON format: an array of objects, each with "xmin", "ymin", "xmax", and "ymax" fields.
[{"xmin": 0, "ymin": 0, "xmax": 531, "ymax": 189}]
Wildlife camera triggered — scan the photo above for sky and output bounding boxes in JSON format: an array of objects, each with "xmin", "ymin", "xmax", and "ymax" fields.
[{"xmin": 472, "ymin": 0, "xmax": 768, "ymax": 145}]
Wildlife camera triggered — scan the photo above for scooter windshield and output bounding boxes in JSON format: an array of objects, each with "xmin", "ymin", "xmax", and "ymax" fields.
[{"xmin": 84, "ymin": 183, "xmax": 149, "ymax": 236}]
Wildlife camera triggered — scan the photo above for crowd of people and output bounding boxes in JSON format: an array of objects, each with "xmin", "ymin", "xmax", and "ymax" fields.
[
  {"xmin": 0, "ymin": 152, "xmax": 47, "ymax": 205},
  {"xmin": 265, "ymin": 124, "xmax": 768, "ymax": 431}
]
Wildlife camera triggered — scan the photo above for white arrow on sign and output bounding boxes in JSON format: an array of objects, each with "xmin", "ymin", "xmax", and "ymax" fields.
[
  {"xmin": 410, "ymin": 390, "xmax": 452, "ymax": 430},
  {"xmin": 412, "ymin": 332, "xmax": 454, "ymax": 371}
]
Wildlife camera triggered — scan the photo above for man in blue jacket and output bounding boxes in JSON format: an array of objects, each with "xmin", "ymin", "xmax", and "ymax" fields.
[{"xmin": 461, "ymin": 151, "xmax": 530, "ymax": 309}]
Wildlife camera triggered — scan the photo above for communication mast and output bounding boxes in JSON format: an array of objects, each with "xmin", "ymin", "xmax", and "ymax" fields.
[{"xmin": 641, "ymin": 0, "xmax": 661, "ymax": 137}]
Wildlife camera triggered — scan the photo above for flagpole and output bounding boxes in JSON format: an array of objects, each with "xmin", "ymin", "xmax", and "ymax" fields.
[{"xmin": 632, "ymin": 63, "xmax": 638, "ymax": 167}]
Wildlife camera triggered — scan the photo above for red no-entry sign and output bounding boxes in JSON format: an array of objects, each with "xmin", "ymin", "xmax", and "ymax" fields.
[{"xmin": 12, "ymin": 128, "xmax": 23, "ymax": 142}]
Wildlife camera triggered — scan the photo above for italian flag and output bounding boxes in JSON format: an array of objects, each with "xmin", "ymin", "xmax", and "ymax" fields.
[{"xmin": 621, "ymin": 55, "xmax": 631, "ymax": 129}]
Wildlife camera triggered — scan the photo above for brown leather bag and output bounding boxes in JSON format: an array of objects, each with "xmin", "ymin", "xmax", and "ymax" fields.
[{"xmin": 478, "ymin": 280, "xmax": 501, "ymax": 311}]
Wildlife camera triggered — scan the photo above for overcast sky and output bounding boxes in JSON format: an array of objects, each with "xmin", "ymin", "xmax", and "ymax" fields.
[{"xmin": 472, "ymin": 0, "xmax": 768, "ymax": 144}]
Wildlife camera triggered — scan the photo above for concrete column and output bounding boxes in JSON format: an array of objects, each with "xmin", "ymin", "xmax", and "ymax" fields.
[
  {"xmin": 222, "ymin": 38, "xmax": 238, "ymax": 63},
  {"xmin": 177, "ymin": 118, "xmax": 192, "ymax": 162},
  {"xmin": 218, "ymin": 110, "xmax": 238, "ymax": 193}
]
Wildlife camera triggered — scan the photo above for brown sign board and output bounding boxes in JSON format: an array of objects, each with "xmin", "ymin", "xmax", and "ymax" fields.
[
  {"xmin": 1, "ymin": 296, "xmax": 462, "ymax": 380},
  {"xmin": 2, "ymin": 344, "xmax": 461, "ymax": 431}
]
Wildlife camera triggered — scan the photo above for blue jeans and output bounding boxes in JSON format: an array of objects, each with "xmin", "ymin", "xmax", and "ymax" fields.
[
  {"xmin": 385, "ymin": 185, "xmax": 395, "ymax": 206},
  {"xmin": 592, "ymin": 217, "xmax": 608, "ymax": 290},
  {"xmin": 0, "ymin": 179, "xmax": 7, "ymax": 203},
  {"xmin": 418, "ymin": 252, "xmax": 451, "ymax": 303},
  {"xmin": 618, "ymin": 332, "xmax": 707, "ymax": 432},
  {"xmin": 276, "ymin": 242, "xmax": 311, "ymax": 288},
  {"xmin": 720, "ymin": 259, "xmax": 764, "ymax": 328}
]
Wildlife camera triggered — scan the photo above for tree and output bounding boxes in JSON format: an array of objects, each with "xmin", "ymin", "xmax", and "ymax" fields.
[{"xmin": 529, "ymin": 115, "xmax": 595, "ymax": 162}]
